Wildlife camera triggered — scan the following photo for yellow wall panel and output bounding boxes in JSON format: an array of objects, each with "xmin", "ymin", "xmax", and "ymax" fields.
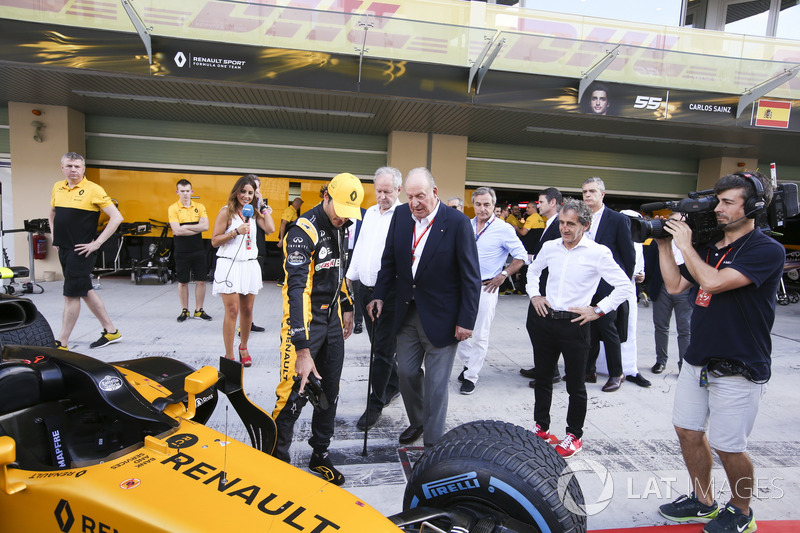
[{"xmin": 86, "ymin": 168, "xmax": 377, "ymax": 241}]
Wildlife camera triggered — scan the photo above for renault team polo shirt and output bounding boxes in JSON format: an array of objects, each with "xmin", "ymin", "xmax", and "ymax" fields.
[
  {"xmin": 168, "ymin": 200, "xmax": 208, "ymax": 253},
  {"xmin": 51, "ymin": 178, "xmax": 114, "ymax": 249},
  {"xmin": 281, "ymin": 205, "xmax": 299, "ymax": 224}
]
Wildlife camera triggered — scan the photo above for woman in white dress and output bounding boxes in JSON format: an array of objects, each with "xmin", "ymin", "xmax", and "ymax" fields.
[{"xmin": 211, "ymin": 175, "xmax": 275, "ymax": 366}]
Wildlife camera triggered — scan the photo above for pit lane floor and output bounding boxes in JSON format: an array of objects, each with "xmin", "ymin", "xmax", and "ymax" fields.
[{"xmin": 21, "ymin": 277, "xmax": 800, "ymax": 531}]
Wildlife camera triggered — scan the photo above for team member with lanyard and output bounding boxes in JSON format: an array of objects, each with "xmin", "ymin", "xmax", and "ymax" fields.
[
  {"xmin": 368, "ymin": 167, "xmax": 480, "ymax": 448},
  {"xmin": 456, "ymin": 186, "xmax": 527, "ymax": 394},
  {"xmin": 657, "ymin": 171, "xmax": 785, "ymax": 533}
]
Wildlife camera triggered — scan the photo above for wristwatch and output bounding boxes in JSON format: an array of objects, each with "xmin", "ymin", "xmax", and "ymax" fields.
[
  {"xmin": 501, "ymin": 270, "xmax": 508, "ymax": 277},
  {"xmin": 593, "ymin": 306, "xmax": 604, "ymax": 317}
]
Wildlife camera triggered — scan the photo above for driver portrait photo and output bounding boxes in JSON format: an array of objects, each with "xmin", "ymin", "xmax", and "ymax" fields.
[{"xmin": 581, "ymin": 82, "xmax": 613, "ymax": 116}]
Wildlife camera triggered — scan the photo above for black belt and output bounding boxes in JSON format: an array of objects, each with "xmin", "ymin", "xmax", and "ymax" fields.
[
  {"xmin": 546, "ymin": 310, "xmax": 580, "ymax": 320},
  {"xmin": 482, "ymin": 278, "xmax": 494, "ymax": 283}
]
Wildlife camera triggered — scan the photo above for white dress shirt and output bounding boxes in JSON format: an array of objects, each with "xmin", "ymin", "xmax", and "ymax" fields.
[
  {"xmin": 345, "ymin": 199, "xmax": 401, "ymax": 287},
  {"xmin": 472, "ymin": 215, "xmax": 528, "ymax": 279},
  {"xmin": 586, "ymin": 204, "xmax": 605, "ymax": 241},
  {"xmin": 411, "ymin": 200, "xmax": 441, "ymax": 278},
  {"xmin": 526, "ymin": 235, "xmax": 634, "ymax": 314},
  {"xmin": 543, "ymin": 214, "xmax": 556, "ymax": 233}
]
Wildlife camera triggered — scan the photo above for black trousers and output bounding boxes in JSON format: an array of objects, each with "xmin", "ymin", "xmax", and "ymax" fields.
[
  {"xmin": 351, "ymin": 279, "xmax": 363, "ymax": 326},
  {"xmin": 359, "ymin": 285, "xmax": 400, "ymax": 410},
  {"xmin": 585, "ymin": 310, "xmax": 623, "ymax": 377},
  {"xmin": 526, "ymin": 305, "xmax": 590, "ymax": 439},
  {"xmin": 273, "ymin": 310, "xmax": 345, "ymax": 461}
]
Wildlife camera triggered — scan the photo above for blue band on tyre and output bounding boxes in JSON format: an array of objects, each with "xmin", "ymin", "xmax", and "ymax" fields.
[{"xmin": 489, "ymin": 476, "xmax": 551, "ymax": 533}]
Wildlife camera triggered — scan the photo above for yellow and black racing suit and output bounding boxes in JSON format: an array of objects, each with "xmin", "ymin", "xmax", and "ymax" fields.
[{"xmin": 272, "ymin": 202, "xmax": 353, "ymax": 461}]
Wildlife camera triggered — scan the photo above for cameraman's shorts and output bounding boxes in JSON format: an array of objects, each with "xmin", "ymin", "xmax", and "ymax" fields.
[
  {"xmin": 175, "ymin": 249, "xmax": 208, "ymax": 284},
  {"xmin": 673, "ymin": 363, "xmax": 766, "ymax": 453},
  {"xmin": 58, "ymin": 248, "xmax": 95, "ymax": 298}
]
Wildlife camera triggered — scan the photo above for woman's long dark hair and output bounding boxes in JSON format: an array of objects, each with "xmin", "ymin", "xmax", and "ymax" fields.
[{"xmin": 223, "ymin": 174, "xmax": 258, "ymax": 227}]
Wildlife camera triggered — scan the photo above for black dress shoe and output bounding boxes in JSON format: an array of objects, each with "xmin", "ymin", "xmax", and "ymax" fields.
[
  {"xmin": 250, "ymin": 322, "xmax": 266, "ymax": 333},
  {"xmin": 528, "ymin": 375, "xmax": 561, "ymax": 388},
  {"xmin": 399, "ymin": 425, "xmax": 423, "ymax": 445},
  {"xmin": 519, "ymin": 367, "xmax": 536, "ymax": 378},
  {"xmin": 585, "ymin": 373, "xmax": 597, "ymax": 383},
  {"xmin": 626, "ymin": 373, "xmax": 652, "ymax": 387},
  {"xmin": 356, "ymin": 408, "xmax": 382, "ymax": 430},
  {"xmin": 353, "ymin": 323, "xmax": 363, "ymax": 334},
  {"xmin": 651, "ymin": 362, "xmax": 665, "ymax": 374},
  {"xmin": 386, "ymin": 390, "xmax": 401, "ymax": 405},
  {"xmin": 601, "ymin": 374, "xmax": 625, "ymax": 392}
]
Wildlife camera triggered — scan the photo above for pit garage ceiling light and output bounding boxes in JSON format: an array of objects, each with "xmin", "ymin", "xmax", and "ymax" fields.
[
  {"xmin": 72, "ymin": 90, "xmax": 375, "ymax": 119},
  {"xmin": 524, "ymin": 126, "xmax": 755, "ymax": 150}
]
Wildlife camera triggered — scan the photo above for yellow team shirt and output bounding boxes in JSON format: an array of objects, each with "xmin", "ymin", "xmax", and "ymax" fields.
[
  {"xmin": 51, "ymin": 178, "xmax": 114, "ymax": 248},
  {"xmin": 168, "ymin": 199, "xmax": 208, "ymax": 253},
  {"xmin": 506, "ymin": 214, "xmax": 522, "ymax": 229},
  {"xmin": 281, "ymin": 206, "xmax": 299, "ymax": 223},
  {"xmin": 168, "ymin": 199, "xmax": 208, "ymax": 225},
  {"xmin": 523, "ymin": 213, "xmax": 545, "ymax": 230}
]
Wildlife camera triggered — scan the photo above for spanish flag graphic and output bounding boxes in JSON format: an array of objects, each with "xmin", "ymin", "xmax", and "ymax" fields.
[{"xmin": 754, "ymin": 99, "xmax": 791, "ymax": 128}]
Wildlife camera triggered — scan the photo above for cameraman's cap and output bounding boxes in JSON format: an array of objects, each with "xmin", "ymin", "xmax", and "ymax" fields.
[{"xmin": 328, "ymin": 173, "xmax": 364, "ymax": 220}]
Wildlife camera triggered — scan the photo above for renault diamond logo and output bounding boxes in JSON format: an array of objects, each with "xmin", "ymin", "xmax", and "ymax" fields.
[
  {"xmin": 54, "ymin": 499, "xmax": 74, "ymax": 532},
  {"xmin": 174, "ymin": 51, "xmax": 187, "ymax": 68},
  {"xmin": 350, "ymin": 190, "xmax": 357, "ymax": 201}
]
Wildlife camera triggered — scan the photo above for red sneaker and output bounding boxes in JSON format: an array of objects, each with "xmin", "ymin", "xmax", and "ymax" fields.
[
  {"xmin": 555, "ymin": 433, "xmax": 582, "ymax": 458},
  {"xmin": 534, "ymin": 424, "xmax": 558, "ymax": 444}
]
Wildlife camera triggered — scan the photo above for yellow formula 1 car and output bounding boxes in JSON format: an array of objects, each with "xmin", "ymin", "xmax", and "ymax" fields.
[{"xmin": 0, "ymin": 294, "xmax": 586, "ymax": 533}]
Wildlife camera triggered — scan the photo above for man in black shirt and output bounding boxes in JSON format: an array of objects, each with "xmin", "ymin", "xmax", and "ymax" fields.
[{"xmin": 656, "ymin": 172, "xmax": 785, "ymax": 533}]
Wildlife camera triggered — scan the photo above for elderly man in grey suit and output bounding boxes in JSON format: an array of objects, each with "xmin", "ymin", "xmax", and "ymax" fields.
[{"xmin": 368, "ymin": 168, "xmax": 481, "ymax": 447}]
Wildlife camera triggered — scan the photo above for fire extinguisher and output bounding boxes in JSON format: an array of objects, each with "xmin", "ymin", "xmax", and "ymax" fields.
[{"xmin": 33, "ymin": 233, "xmax": 47, "ymax": 260}]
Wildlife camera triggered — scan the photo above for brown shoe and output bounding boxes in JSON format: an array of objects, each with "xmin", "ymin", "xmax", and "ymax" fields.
[
  {"xmin": 585, "ymin": 373, "xmax": 597, "ymax": 383},
  {"xmin": 601, "ymin": 374, "xmax": 625, "ymax": 392}
]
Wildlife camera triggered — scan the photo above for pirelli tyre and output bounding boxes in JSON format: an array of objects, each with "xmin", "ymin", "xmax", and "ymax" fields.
[
  {"xmin": 403, "ymin": 420, "xmax": 586, "ymax": 533},
  {"xmin": 0, "ymin": 310, "xmax": 55, "ymax": 348}
]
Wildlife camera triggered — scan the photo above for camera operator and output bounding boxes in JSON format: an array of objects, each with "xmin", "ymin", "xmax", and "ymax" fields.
[{"xmin": 656, "ymin": 171, "xmax": 785, "ymax": 533}]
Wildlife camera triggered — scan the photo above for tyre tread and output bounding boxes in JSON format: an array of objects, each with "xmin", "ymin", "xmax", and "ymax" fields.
[
  {"xmin": 405, "ymin": 420, "xmax": 586, "ymax": 533},
  {"xmin": 0, "ymin": 311, "xmax": 55, "ymax": 348}
]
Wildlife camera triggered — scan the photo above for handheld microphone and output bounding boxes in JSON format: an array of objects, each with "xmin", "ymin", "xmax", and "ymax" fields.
[{"xmin": 242, "ymin": 204, "xmax": 254, "ymax": 250}]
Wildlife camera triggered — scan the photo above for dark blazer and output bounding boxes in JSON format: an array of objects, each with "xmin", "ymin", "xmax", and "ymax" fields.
[
  {"xmin": 373, "ymin": 201, "xmax": 481, "ymax": 348},
  {"xmin": 533, "ymin": 216, "xmax": 561, "ymax": 295},
  {"xmin": 533, "ymin": 216, "xmax": 560, "ymax": 256},
  {"xmin": 592, "ymin": 207, "xmax": 636, "ymax": 301}
]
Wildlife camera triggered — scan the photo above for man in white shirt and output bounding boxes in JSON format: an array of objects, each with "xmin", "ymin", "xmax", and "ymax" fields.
[
  {"xmin": 526, "ymin": 199, "xmax": 634, "ymax": 458},
  {"xmin": 456, "ymin": 187, "xmax": 527, "ymax": 394},
  {"xmin": 346, "ymin": 167, "xmax": 404, "ymax": 430}
]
